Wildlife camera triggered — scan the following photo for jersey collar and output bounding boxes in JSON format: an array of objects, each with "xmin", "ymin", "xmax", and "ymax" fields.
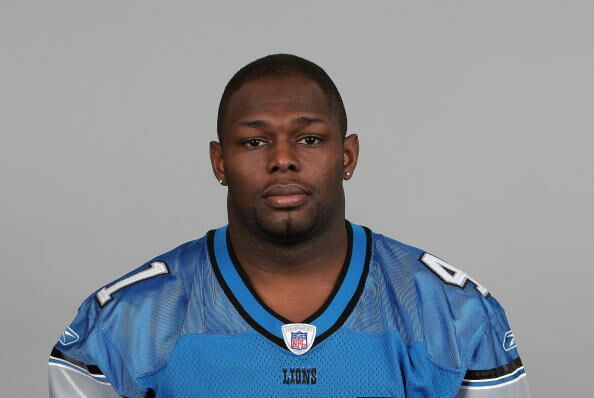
[{"xmin": 207, "ymin": 220, "xmax": 372, "ymax": 350}]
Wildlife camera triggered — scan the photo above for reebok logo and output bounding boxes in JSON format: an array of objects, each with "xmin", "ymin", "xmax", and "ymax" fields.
[
  {"xmin": 59, "ymin": 327, "xmax": 80, "ymax": 346},
  {"xmin": 503, "ymin": 330, "xmax": 517, "ymax": 351}
]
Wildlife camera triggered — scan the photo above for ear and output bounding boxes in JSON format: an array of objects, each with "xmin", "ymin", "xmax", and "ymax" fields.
[
  {"xmin": 342, "ymin": 134, "xmax": 359, "ymax": 180},
  {"xmin": 209, "ymin": 140, "xmax": 226, "ymax": 185}
]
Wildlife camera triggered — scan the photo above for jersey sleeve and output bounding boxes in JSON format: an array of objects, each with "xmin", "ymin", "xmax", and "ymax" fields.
[
  {"xmin": 455, "ymin": 307, "xmax": 531, "ymax": 398},
  {"xmin": 48, "ymin": 296, "xmax": 146, "ymax": 398}
]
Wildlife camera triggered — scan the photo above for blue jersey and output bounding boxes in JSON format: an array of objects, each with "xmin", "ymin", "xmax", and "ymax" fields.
[{"xmin": 48, "ymin": 222, "xmax": 531, "ymax": 397}]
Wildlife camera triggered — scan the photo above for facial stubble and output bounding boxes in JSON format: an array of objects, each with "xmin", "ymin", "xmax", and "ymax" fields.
[{"xmin": 233, "ymin": 183, "xmax": 343, "ymax": 246}]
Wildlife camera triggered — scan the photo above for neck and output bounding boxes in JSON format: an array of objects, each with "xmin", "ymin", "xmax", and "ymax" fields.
[
  {"xmin": 225, "ymin": 214, "xmax": 350, "ymax": 322},
  {"xmin": 227, "ymin": 216, "xmax": 349, "ymax": 277}
]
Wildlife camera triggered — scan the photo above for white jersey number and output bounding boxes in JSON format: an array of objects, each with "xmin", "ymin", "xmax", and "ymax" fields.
[
  {"xmin": 96, "ymin": 261, "xmax": 169, "ymax": 306},
  {"xmin": 420, "ymin": 253, "xmax": 489, "ymax": 297}
]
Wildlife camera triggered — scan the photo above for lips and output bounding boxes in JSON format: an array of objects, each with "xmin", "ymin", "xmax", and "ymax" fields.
[
  {"xmin": 262, "ymin": 184, "xmax": 310, "ymax": 209},
  {"xmin": 264, "ymin": 184, "xmax": 308, "ymax": 197}
]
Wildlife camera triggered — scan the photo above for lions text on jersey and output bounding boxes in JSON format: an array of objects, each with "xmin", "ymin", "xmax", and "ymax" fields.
[{"xmin": 49, "ymin": 221, "xmax": 531, "ymax": 397}]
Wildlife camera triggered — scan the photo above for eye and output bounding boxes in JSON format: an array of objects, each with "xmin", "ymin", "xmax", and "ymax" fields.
[
  {"xmin": 297, "ymin": 136, "xmax": 323, "ymax": 145},
  {"xmin": 244, "ymin": 138, "xmax": 268, "ymax": 148}
]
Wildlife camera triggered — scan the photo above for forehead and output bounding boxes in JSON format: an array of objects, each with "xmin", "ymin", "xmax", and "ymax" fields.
[{"xmin": 223, "ymin": 76, "xmax": 336, "ymax": 133}]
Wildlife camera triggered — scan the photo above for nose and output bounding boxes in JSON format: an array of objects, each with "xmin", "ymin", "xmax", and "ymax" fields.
[{"xmin": 267, "ymin": 139, "xmax": 300, "ymax": 174}]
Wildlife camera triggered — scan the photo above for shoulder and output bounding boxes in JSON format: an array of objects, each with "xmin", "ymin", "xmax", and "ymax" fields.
[
  {"xmin": 371, "ymin": 230, "xmax": 500, "ymax": 314},
  {"xmin": 68, "ymin": 234, "xmax": 209, "ymax": 376},
  {"xmin": 94, "ymin": 236, "xmax": 207, "ymax": 308},
  {"xmin": 369, "ymin": 230, "xmax": 509, "ymax": 367},
  {"xmin": 92, "ymin": 235, "xmax": 207, "ymax": 310}
]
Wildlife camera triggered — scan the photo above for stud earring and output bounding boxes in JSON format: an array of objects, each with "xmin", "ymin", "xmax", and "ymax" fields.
[
  {"xmin": 218, "ymin": 179, "xmax": 225, "ymax": 185},
  {"xmin": 344, "ymin": 171, "xmax": 351, "ymax": 178}
]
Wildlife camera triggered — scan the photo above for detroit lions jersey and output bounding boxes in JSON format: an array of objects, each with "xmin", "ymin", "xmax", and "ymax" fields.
[{"xmin": 48, "ymin": 221, "xmax": 531, "ymax": 397}]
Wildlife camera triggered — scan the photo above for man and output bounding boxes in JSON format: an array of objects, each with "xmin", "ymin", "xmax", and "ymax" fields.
[{"xmin": 49, "ymin": 54, "xmax": 531, "ymax": 397}]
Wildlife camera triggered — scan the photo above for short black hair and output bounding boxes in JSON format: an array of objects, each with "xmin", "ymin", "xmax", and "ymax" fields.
[{"xmin": 216, "ymin": 54, "xmax": 347, "ymax": 141}]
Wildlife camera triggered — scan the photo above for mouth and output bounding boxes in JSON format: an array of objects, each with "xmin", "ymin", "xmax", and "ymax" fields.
[{"xmin": 262, "ymin": 184, "xmax": 310, "ymax": 209}]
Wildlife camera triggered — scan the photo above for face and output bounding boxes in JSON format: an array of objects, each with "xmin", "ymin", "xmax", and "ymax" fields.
[{"xmin": 210, "ymin": 75, "xmax": 358, "ymax": 244}]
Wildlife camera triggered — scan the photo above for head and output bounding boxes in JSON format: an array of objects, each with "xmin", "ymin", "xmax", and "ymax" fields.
[{"xmin": 210, "ymin": 54, "xmax": 359, "ymax": 244}]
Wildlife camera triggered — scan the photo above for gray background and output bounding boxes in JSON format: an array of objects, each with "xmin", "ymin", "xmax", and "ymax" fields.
[{"xmin": 1, "ymin": 1, "xmax": 592, "ymax": 396}]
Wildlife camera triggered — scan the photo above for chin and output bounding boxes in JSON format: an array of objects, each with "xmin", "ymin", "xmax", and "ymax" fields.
[{"xmin": 254, "ymin": 209, "xmax": 319, "ymax": 244}]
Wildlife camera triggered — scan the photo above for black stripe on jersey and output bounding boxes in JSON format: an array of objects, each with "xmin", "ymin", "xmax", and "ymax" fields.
[
  {"xmin": 224, "ymin": 221, "xmax": 355, "ymax": 326},
  {"xmin": 226, "ymin": 230, "xmax": 292, "ymax": 325},
  {"xmin": 50, "ymin": 348, "xmax": 105, "ymax": 376},
  {"xmin": 464, "ymin": 357, "xmax": 523, "ymax": 380},
  {"xmin": 208, "ymin": 224, "xmax": 372, "ymax": 351},
  {"xmin": 303, "ymin": 222, "xmax": 355, "ymax": 324},
  {"xmin": 314, "ymin": 226, "xmax": 372, "ymax": 347},
  {"xmin": 207, "ymin": 229, "xmax": 285, "ymax": 348}
]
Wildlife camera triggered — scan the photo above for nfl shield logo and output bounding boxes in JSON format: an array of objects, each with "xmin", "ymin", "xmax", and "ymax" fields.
[
  {"xmin": 282, "ymin": 323, "xmax": 316, "ymax": 355},
  {"xmin": 291, "ymin": 331, "xmax": 308, "ymax": 350}
]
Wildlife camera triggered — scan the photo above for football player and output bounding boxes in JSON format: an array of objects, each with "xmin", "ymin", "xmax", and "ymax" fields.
[{"xmin": 49, "ymin": 54, "xmax": 531, "ymax": 397}]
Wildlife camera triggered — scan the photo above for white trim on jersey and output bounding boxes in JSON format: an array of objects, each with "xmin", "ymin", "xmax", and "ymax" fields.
[
  {"xmin": 48, "ymin": 361, "xmax": 112, "ymax": 385},
  {"xmin": 48, "ymin": 356, "xmax": 109, "ymax": 384}
]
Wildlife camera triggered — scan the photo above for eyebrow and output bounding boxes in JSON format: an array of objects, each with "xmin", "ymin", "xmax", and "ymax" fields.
[
  {"xmin": 238, "ymin": 116, "xmax": 326, "ymax": 129},
  {"xmin": 293, "ymin": 116, "xmax": 326, "ymax": 127}
]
